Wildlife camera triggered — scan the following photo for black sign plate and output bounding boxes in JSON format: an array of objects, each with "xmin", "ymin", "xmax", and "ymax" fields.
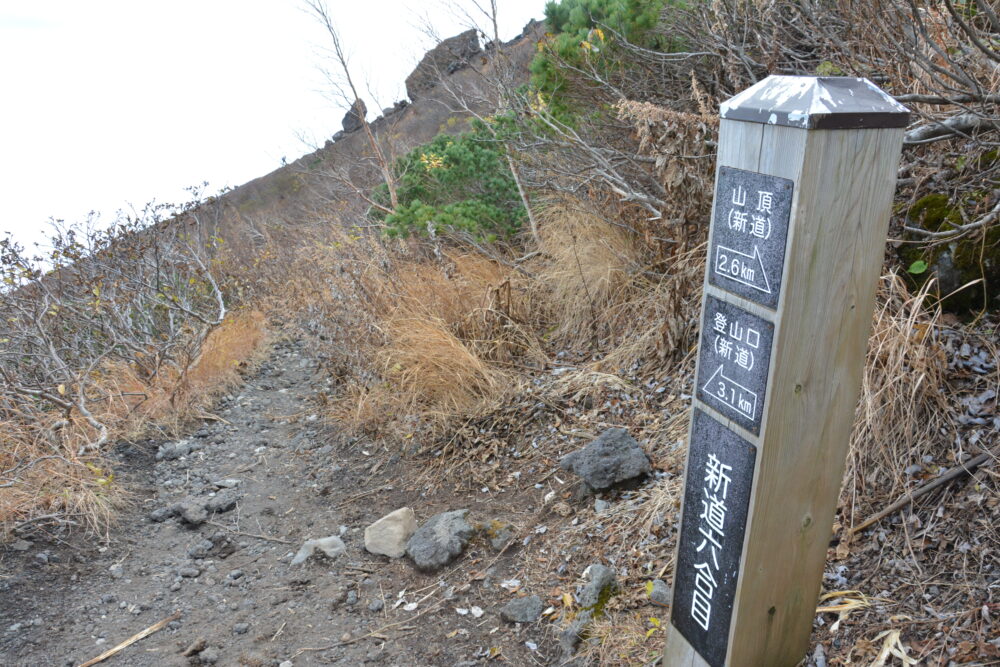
[
  {"xmin": 695, "ymin": 296, "xmax": 774, "ymax": 435},
  {"xmin": 671, "ymin": 408, "xmax": 756, "ymax": 667},
  {"xmin": 708, "ymin": 166, "xmax": 793, "ymax": 309}
]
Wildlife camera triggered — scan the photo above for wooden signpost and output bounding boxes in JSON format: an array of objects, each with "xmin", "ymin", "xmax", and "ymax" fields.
[{"xmin": 664, "ymin": 76, "xmax": 909, "ymax": 666}]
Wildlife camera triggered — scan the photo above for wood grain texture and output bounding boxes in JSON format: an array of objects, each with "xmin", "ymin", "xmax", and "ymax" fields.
[
  {"xmin": 727, "ymin": 125, "xmax": 904, "ymax": 665},
  {"xmin": 664, "ymin": 119, "xmax": 904, "ymax": 666}
]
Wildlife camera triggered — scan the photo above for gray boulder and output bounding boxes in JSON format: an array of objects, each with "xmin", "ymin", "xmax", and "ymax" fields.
[
  {"xmin": 406, "ymin": 510, "xmax": 474, "ymax": 571},
  {"xmin": 500, "ymin": 595, "xmax": 544, "ymax": 623},
  {"xmin": 342, "ymin": 98, "xmax": 367, "ymax": 133},
  {"xmin": 560, "ymin": 428, "xmax": 651, "ymax": 493},
  {"xmin": 404, "ymin": 29, "xmax": 481, "ymax": 102}
]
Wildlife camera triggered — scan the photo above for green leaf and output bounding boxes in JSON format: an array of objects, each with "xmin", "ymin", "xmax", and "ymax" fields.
[{"xmin": 907, "ymin": 260, "xmax": 928, "ymax": 275}]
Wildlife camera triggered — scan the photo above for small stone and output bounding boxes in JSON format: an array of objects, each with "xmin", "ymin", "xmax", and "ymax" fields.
[
  {"xmin": 346, "ymin": 590, "xmax": 358, "ymax": 606},
  {"xmin": 279, "ymin": 662, "xmax": 294, "ymax": 667},
  {"xmin": 364, "ymin": 508, "xmax": 417, "ymax": 558},
  {"xmin": 177, "ymin": 499, "xmax": 208, "ymax": 525},
  {"xmin": 148, "ymin": 506, "xmax": 175, "ymax": 523},
  {"xmin": 648, "ymin": 579, "xmax": 671, "ymax": 607},
  {"xmin": 11, "ymin": 539, "xmax": 31, "ymax": 551},
  {"xmin": 290, "ymin": 536, "xmax": 346, "ymax": 566},
  {"xmin": 206, "ymin": 490, "xmax": 240, "ymax": 514},
  {"xmin": 178, "ymin": 566, "xmax": 201, "ymax": 578},
  {"xmin": 559, "ymin": 613, "xmax": 591, "ymax": 660},
  {"xmin": 199, "ymin": 647, "xmax": 219, "ymax": 664},
  {"xmin": 213, "ymin": 478, "xmax": 241, "ymax": 488},
  {"xmin": 594, "ymin": 499, "xmax": 610, "ymax": 513},
  {"xmin": 579, "ymin": 564, "xmax": 617, "ymax": 609},
  {"xmin": 486, "ymin": 521, "xmax": 516, "ymax": 551},
  {"xmin": 368, "ymin": 599, "xmax": 384, "ymax": 612},
  {"xmin": 108, "ymin": 564, "xmax": 124, "ymax": 579},
  {"xmin": 181, "ymin": 637, "xmax": 207, "ymax": 657},
  {"xmin": 406, "ymin": 510, "xmax": 474, "ymax": 572},
  {"xmin": 233, "ymin": 622, "xmax": 249, "ymax": 635},
  {"xmin": 188, "ymin": 539, "xmax": 215, "ymax": 559},
  {"xmin": 340, "ymin": 631, "xmax": 352, "ymax": 642},
  {"xmin": 157, "ymin": 441, "xmax": 192, "ymax": 461},
  {"xmin": 501, "ymin": 595, "xmax": 544, "ymax": 623},
  {"xmin": 812, "ymin": 642, "xmax": 827, "ymax": 667},
  {"xmin": 228, "ymin": 569, "xmax": 244, "ymax": 580}
]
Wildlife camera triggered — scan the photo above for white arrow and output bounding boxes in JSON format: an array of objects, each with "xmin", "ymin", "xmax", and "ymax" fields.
[
  {"xmin": 714, "ymin": 244, "xmax": 771, "ymax": 294},
  {"xmin": 702, "ymin": 364, "xmax": 758, "ymax": 420}
]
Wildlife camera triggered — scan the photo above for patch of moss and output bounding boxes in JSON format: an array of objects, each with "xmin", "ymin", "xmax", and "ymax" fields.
[
  {"xmin": 583, "ymin": 581, "xmax": 617, "ymax": 619},
  {"xmin": 484, "ymin": 519, "xmax": 506, "ymax": 539},
  {"xmin": 976, "ymin": 148, "xmax": 999, "ymax": 170},
  {"xmin": 898, "ymin": 189, "xmax": 1000, "ymax": 315},
  {"xmin": 816, "ymin": 61, "xmax": 845, "ymax": 76},
  {"xmin": 908, "ymin": 193, "xmax": 962, "ymax": 231}
]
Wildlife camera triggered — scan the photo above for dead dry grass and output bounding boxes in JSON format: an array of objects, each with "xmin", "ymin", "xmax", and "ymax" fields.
[
  {"xmin": 844, "ymin": 271, "xmax": 955, "ymax": 528},
  {"xmin": 532, "ymin": 198, "xmax": 705, "ymax": 371},
  {"xmin": 536, "ymin": 200, "xmax": 646, "ymax": 348},
  {"xmin": 0, "ymin": 309, "xmax": 268, "ymax": 537}
]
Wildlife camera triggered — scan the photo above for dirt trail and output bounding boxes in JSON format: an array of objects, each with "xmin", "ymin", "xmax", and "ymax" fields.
[{"xmin": 1, "ymin": 340, "xmax": 554, "ymax": 667}]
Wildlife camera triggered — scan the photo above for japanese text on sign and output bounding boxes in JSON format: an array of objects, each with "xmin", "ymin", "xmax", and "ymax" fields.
[
  {"xmin": 709, "ymin": 167, "xmax": 793, "ymax": 309},
  {"xmin": 690, "ymin": 452, "xmax": 733, "ymax": 631},
  {"xmin": 696, "ymin": 296, "xmax": 774, "ymax": 435},
  {"xmin": 671, "ymin": 409, "xmax": 756, "ymax": 667}
]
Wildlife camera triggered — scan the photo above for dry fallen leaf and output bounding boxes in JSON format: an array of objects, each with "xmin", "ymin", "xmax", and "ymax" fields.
[{"xmin": 872, "ymin": 629, "xmax": 918, "ymax": 666}]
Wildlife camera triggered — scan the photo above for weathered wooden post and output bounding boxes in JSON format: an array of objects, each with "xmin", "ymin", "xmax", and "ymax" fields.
[{"xmin": 663, "ymin": 76, "xmax": 909, "ymax": 666}]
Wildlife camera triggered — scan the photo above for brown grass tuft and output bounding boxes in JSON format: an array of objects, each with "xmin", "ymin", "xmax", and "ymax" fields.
[
  {"xmin": 844, "ymin": 271, "xmax": 954, "ymax": 525},
  {"xmin": 536, "ymin": 200, "xmax": 645, "ymax": 348},
  {"xmin": 321, "ymin": 239, "xmax": 539, "ymax": 438},
  {"xmin": 0, "ymin": 310, "xmax": 268, "ymax": 537}
]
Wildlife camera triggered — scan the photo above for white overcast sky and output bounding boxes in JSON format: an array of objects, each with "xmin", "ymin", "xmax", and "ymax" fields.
[{"xmin": 0, "ymin": 0, "xmax": 543, "ymax": 248}]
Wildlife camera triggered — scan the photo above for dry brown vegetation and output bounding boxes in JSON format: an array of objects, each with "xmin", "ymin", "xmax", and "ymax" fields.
[
  {"xmin": 3, "ymin": 1, "xmax": 997, "ymax": 663},
  {"xmin": 0, "ymin": 308, "xmax": 267, "ymax": 536}
]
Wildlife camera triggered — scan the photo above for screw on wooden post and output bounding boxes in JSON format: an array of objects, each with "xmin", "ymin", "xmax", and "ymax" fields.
[{"xmin": 663, "ymin": 76, "xmax": 909, "ymax": 667}]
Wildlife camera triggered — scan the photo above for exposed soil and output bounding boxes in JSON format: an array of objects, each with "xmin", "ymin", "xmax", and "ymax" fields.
[
  {"xmin": 4, "ymin": 335, "xmax": 995, "ymax": 667},
  {"xmin": 0, "ymin": 340, "xmax": 569, "ymax": 666}
]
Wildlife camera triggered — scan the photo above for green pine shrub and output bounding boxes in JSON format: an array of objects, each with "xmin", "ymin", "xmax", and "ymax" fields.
[{"xmin": 374, "ymin": 122, "xmax": 525, "ymax": 240}]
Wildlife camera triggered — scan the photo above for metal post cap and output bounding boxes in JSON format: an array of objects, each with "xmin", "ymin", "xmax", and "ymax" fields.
[{"xmin": 719, "ymin": 75, "xmax": 910, "ymax": 129}]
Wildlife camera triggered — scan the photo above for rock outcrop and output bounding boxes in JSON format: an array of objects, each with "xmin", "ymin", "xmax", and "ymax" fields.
[
  {"xmin": 405, "ymin": 29, "xmax": 481, "ymax": 102},
  {"xmin": 342, "ymin": 98, "xmax": 367, "ymax": 133}
]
